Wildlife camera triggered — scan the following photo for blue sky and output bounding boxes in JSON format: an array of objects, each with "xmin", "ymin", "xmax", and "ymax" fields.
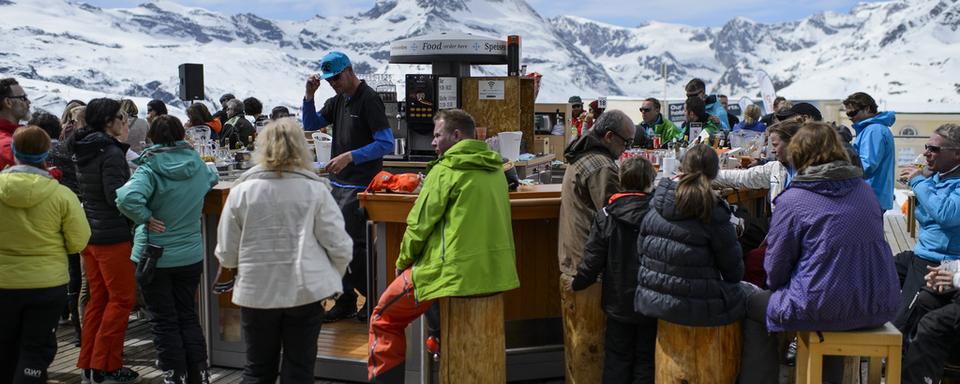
[{"xmin": 83, "ymin": 0, "xmax": 885, "ymax": 27}]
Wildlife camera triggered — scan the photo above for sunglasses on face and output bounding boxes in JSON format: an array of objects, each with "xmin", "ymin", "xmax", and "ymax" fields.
[
  {"xmin": 925, "ymin": 144, "xmax": 960, "ymax": 153},
  {"xmin": 611, "ymin": 130, "xmax": 634, "ymax": 147},
  {"xmin": 845, "ymin": 109, "xmax": 860, "ymax": 118},
  {"xmin": 326, "ymin": 72, "xmax": 343, "ymax": 83},
  {"xmin": 5, "ymin": 95, "xmax": 28, "ymax": 101},
  {"xmin": 639, "ymin": 108, "xmax": 653, "ymax": 113}
]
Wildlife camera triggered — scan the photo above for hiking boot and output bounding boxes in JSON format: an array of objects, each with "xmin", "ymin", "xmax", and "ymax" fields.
[
  {"xmin": 161, "ymin": 370, "xmax": 186, "ymax": 384},
  {"xmin": 186, "ymin": 363, "xmax": 211, "ymax": 384},
  {"xmin": 80, "ymin": 368, "xmax": 93, "ymax": 384},
  {"xmin": 323, "ymin": 302, "xmax": 357, "ymax": 323},
  {"xmin": 93, "ymin": 367, "xmax": 141, "ymax": 383},
  {"xmin": 784, "ymin": 337, "xmax": 798, "ymax": 367},
  {"xmin": 356, "ymin": 302, "xmax": 369, "ymax": 323}
]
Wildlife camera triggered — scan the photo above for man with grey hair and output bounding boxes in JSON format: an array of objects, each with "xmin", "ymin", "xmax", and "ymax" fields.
[
  {"xmin": 221, "ymin": 98, "xmax": 254, "ymax": 149},
  {"xmin": 897, "ymin": 123, "xmax": 960, "ymax": 383},
  {"xmin": 558, "ymin": 109, "xmax": 635, "ymax": 383}
]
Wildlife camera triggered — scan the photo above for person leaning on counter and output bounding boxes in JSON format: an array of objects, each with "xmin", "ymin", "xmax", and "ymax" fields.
[
  {"xmin": 301, "ymin": 51, "xmax": 395, "ymax": 323},
  {"xmin": 367, "ymin": 109, "xmax": 520, "ymax": 383}
]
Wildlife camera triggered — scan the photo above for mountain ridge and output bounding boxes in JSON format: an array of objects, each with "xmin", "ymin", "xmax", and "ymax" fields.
[{"xmin": 0, "ymin": 0, "xmax": 957, "ymax": 118}]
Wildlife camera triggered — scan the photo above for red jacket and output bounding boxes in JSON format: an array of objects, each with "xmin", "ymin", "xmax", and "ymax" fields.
[{"xmin": 0, "ymin": 117, "xmax": 18, "ymax": 170}]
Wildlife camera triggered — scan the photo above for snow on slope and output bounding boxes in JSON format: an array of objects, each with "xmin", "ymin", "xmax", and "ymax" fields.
[{"xmin": 0, "ymin": 0, "xmax": 957, "ymax": 120}]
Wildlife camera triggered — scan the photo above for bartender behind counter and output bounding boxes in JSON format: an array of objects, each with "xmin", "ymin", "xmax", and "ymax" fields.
[{"xmin": 302, "ymin": 51, "xmax": 394, "ymax": 322}]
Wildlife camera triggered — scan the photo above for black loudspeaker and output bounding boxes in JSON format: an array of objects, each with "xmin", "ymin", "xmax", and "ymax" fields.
[{"xmin": 179, "ymin": 63, "xmax": 204, "ymax": 101}]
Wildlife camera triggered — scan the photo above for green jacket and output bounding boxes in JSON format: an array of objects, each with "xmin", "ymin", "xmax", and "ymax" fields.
[
  {"xmin": 397, "ymin": 139, "xmax": 520, "ymax": 301},
  {"xmin": 640, "ymin": 114, "xmax": 682, "ymax": 144},
  {"xmin": 116, "ymin": 142, "xmax": 218, "ymax": 268},
  {"xmin": 0, "ymin": 166, "xmax": 90, "ymax": 289}
]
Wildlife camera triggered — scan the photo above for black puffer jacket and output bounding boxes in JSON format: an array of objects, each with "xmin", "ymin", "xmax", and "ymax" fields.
[
  {"xmin": 634, "ymin": 178, "xmax": 745, "ymax": 326},
  {"xmin": 572, "ymin": 192, "xmax": 653, "ymax": 323},
  {"xmin": 71, "ymin": 130, "xmax": 132, "ymax": 244}
]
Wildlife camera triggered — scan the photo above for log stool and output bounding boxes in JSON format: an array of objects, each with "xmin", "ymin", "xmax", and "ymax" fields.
[
  {"xmin": 796, "ymin": 322, "xmax": 902, "ymax": 384},
  {"xmin": 655, "ymin": 320, "xmax": 742, "ymax": 383},
  {"xmin": 438, "ymin": 294, "xmax": 505, "ymax": 383}
]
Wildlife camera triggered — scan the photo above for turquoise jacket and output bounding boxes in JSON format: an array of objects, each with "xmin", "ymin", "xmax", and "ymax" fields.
[
  {"xmin": 852, "ymin": 111, "xmax": 896, "ymax": 210},
  {"xmin": 910, "ymin": 173, "xmax": 960, "ymax": 263},
  {"xmin": 116, "ymin": 142, "xmax": 218, "ymax": 268},
  {"xmin": 397, "ymin": 139, "xmax": 520, "ymax": 302}
]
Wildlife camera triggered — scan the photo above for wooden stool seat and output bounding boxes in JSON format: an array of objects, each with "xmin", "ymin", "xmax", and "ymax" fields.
[
  {"xmin": 796, "ymin": 321, "xmax": 902, "ymax": 384},
  {"xmin": 655, "ymin": 320, "xmax": 742, "ymax": 384},
  {"xmin": 439, "ymin": 294, "xmax": 506, "ymax": 383}
]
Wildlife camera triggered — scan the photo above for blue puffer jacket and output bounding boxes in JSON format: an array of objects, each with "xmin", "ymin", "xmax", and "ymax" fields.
[
  {"xmin": 909, "ymin": 173, "xmax": 960, "ymax": 263},
  {"xmin": 706, "ymin": 95, "xmax": 730, "ymax": 131},
  {"xmin": 116, "ymin": 142, "xmax": 218, "ymax": 268},
  {"xmin": 852, "ymin": 111, "xmax": 896, "ymax": 210}
]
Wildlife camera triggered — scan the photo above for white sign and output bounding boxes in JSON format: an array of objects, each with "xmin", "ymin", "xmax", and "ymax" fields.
[
  {"xmin": 389, "ymin": 39, "xmax": 507, "ymax": 57},
  {"xmin": 598, "ymin": 96, "xmax": 607, "ymax": 109},
  {"xmin": 438, "ymin": 77, "xmax": 458, "ymax": 110},
  {"xmin": 479, "ymin": 80, "xmax": 505, "ymax": 100}
]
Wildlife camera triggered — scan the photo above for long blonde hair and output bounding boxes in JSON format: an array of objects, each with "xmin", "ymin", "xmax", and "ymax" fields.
[
  {"xmin": 676, "ymin": 144, "xmax": 720, "ymax": 223},
  {"xmin": 743, "ymin": 104, "xmax": 761, "ymax": 125},
  {"xmin": 253, "ymin": 118, "xmax": 313, "ymax": 171}
]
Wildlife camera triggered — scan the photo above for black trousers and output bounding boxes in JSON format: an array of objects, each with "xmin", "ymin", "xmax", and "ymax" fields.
[
  {"xmin": 0, "ymin": 285, "xmax": 67, "ymax": 384},
  {"xmin": 331, "ymin": 186, "xmax": 367, "ymax": 303},
  {"xmin": 901, "ymin": 289, "xmax": 960, "ymax": 384},
  {"xmin": 739, "ymin": 289, "xmax": 843, "ymax": 384},
  {"xmin": 603, "ymin": 316, "xmax": 657, "ymax": 384},
  {"xmin": 240, "ymin": 301, "xmax": 325, "ymax": 384},
  {"xmin": 67, "ymin": 254, "xmax": 82, "ymax": 335},
  {"xmin": 894, "ymin": 251, "xmax": 939, "ymax": 331},
  {"xmin": 139, "ymin": 261, "xmax": 207, "ymax": 373}
]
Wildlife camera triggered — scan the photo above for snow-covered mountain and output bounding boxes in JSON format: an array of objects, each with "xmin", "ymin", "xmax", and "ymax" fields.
[{"xmin": 1, "ymin": 0, "xmax": 957, "ymax": 119}]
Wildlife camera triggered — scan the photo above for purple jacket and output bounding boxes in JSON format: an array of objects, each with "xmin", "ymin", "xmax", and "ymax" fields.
[{"xmin": 765, "ymin": 161, "xmax": 899, "ymax": 332}]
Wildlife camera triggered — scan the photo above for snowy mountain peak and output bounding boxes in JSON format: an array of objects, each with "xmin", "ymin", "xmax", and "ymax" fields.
[{"xmin": 0, "ymin": 0, "xmax": 958, "ymax": 119}]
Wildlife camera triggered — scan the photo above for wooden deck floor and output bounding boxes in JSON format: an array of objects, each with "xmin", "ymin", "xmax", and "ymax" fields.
[{"xmin": 47, "ymin": 314, "xmax": 357, "ymax": 384}]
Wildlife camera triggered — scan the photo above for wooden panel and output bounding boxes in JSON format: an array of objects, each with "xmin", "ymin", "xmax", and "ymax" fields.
[
  {"xmin": 461, "ymin": 77, "xmax": 535, "ymax": 151},
  {"xmin": 655, "ymin": 320, "xmax": 742, "ymax": 384},
  {"xmin": 316, "ymin": 321, "xmax": 369, "ymax": 361},
  {"xmin": 439, "ymin": 294, "xmax": 506, "ymax": 383},
  {"xmin": 505, "ymin": 219, "xmax": 561, "ymax": 320}
]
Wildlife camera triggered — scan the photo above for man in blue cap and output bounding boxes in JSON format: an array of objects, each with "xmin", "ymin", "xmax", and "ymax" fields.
[{"xmin": 303, "ymin": 51, "xmax": 394, "ymax": 322}]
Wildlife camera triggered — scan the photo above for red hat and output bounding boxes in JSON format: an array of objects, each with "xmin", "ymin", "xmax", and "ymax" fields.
[{"xmin": 589, "ymin": 100, "xmax": 599, "ymax": 109}]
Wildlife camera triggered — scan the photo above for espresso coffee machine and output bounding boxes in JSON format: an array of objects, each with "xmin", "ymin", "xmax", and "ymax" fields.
[
  {"xmin": 404, "ymin": 74, "xmax": 459, "ymax": 161},
  {"xmin": 378, "ymin": 85, "xmax": 407, "ymax": 160}
]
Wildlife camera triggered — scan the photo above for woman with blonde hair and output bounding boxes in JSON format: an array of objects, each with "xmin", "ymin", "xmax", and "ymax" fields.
[
  {"xmin": 634, "ymin": 143, "xmax": 745, "ymax": 326},
  {"xmin": 119, "ymin": 99, "xmax": 149, "ymax": 153},
  {"xmin": 0, "ymin": 126, "xmax": 90, "ymax": 383},
  {"xmin": 60, "ymin": 100, "xmax": 85, "ymax": 140},
  {"xmin": 214, "ymin": 118, "xmax": 353, "ymax": 383},
  {"xmin": 739, "ymin": 122, "xmax": 899, "ymax": 383},
  {"xmin": 734, "ymin": 104, "xmax": 766, "ymax": 133}
]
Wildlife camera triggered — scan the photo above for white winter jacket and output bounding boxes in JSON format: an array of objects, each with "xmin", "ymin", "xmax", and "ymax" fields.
[
  {"xmin": 215, "ymin": 165, "xmax": 353, "ymax": 309},
  {"xmin": 714, "ymin": 160, "xmax": 788, "ymax": 209}
]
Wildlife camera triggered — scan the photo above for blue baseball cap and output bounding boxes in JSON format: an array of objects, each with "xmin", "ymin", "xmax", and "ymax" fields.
[{"xmin": 319, "ymin": 51, "xmax": 351, "ymax": 79}]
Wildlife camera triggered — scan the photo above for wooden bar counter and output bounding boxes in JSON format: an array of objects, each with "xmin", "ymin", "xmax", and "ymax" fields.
[{"xmin": 359, "ymin": 184, "xmax": 563, "ymax": 322}]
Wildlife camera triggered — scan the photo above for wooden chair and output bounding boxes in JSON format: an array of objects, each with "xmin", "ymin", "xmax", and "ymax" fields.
[
  {"xmin": 438, "ymin": 294, "xmax": 505, "ymax": 383},
  {"xmin": 655, "ymin": 320, "xmax": 742, "ymax": 383},
  {"xmin": 795, "ymin": 322, "xmax": 902, "ymax": 384}
]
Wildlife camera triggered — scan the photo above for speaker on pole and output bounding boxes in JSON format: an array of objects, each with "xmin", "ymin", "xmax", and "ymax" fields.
[{"xmin": 179, "ymin": 63, "xmax": 204, "ymax": 101}]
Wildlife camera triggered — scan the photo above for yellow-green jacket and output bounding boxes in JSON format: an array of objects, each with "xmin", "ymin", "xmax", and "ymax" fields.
[
  {"xmin": 397, "ymin": 139, "xmax": 520, "ymax": 301},
  {"xmin": 0, "ymin": 166, "xmax": 90, "ymax": 289}
]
